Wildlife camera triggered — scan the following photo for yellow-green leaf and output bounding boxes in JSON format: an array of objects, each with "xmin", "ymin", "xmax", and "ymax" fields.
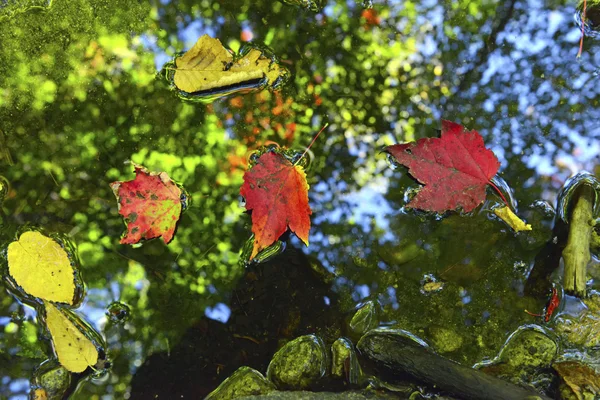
[
  {"xmin": 229, "ymin": 48, "xmax": 286, "ymax": 89},
  {"xmin": 173, "ymin": 34, "xmax": 286, "ymax": 94},
  {"xmin": 7, "ymin": 231, "xmax": 76, "ymax": 304},
  {"xmin": 493, "ymin": 206, "xmax": 532, "ymax": 232},
  {"xmin": 44, "ymin": 302, "xmax": 99, "ymax": 373}
]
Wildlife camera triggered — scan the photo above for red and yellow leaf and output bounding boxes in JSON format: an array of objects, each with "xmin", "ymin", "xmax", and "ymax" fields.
[
  {"xmin": 110, "ymin": 165, "xmax": 186, "ymax": 245},
  {"xmin": 240, "ymin": 152, "xmax": 311, "ymax": 259},
  {"xmin": 386, "ymin": 120, "xmax": 500, "ymax": 213}
]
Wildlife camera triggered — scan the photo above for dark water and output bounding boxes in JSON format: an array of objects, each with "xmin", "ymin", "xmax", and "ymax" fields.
[{"xmin": 0, "ymin": 0, "xmax": 599, "ymax": 398}]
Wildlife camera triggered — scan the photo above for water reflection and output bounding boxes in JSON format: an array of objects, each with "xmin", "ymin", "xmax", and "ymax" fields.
[{"xmin": 0, "ymin": 0, "xmax": 599, "ymax": 398}]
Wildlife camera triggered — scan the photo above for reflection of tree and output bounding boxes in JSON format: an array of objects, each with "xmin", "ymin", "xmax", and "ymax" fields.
[{"xmin": 0, "ymin": 0, "xmax": 597, "ymax": 397}]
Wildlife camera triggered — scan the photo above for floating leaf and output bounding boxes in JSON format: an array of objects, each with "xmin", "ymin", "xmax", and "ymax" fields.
[
  {"xmin": 240, "ymin": 151, "xmax": 311, "ymax": 259},
  {"xmin": 172, "ymin": 34, "xmax": 287, "ymax": 95},
  {"xmin": 7, "ymin": 231, "xmax": 76, "ymax": 305},
  {"xmin": 386, "ymin": 120, "xmax": 501, "ymax": 213},
  {"xmin": 493, "ymin": 206, "xmax": 532, "ymax": 232},
  {"xmin": 110, "ymin": 165, "xmax": 187, "ymax": 245},
  {"xmin": 44, "ymin": 302, "xmax": 99, "ymax": 373}
]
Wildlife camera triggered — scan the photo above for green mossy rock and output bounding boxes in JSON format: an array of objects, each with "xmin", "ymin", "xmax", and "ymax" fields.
[
  {"xmin": 239, "ymin": 390, "xmax": 398, "ymax": 399},
  {"xmin": 477, "ymin": 326, "xmax": 557, "ymax": 388},
  {"xmin": 499, "ymin": 328, "xmax": 557, "ymax": 370},
  {"xmin": 32, "ymin": 360, "xmax": 71, "ymax": 400},
  {"xmin": 266, "ymin": 335, "xmax": 327, "ymax": 390},
  {"xmin": 205, "ymin": 366, "xmax": 276, "ymax": 400},
  {"xmin": 349, "ymin": 301, "xmax": 379, "ymax": 336},
  {"xmin": 330, "ymin": 337, "xmax": 362, "ymax": 385}
]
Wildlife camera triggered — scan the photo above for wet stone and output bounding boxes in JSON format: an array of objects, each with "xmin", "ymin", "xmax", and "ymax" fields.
[
  {"xmin": 266, "ymin": 334, "xmax": 327, "ymax": 390},
  {"xmin": 32, "ymin": 360, "xmax": 71, "ymax": 400},
  {"xmin": 499, "ymin": 327, "xmax": 557, "ymax": 370},
  {"xmin": 349, "ymin": 301, "xmax": 379, "ymax": 336},
  {"xmin": 556, "ymin": 293, "xmax": 600, "ymax": 348},
  {"xmin": 238, "ymin": 390, "xmax": 399, "ymax": 399},
  {"xmin": 477, "ymin": 326, "xmax": 557, "ymax": 385},
  {"xmin": 205, "ymin": 366, "xmax": 275, "ymax": 400},
  {"xmin": 357, "ymin": 328, "xmax": 547, "ymax": 400},
  {"xmin": 330, "ymin": 337, "xmax": 361, "ymax": 385}
]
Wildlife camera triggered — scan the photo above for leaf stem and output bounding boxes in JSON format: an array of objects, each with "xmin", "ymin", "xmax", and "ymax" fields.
[
  {"xmin": 488, "ymin": 180, "xmax": 510, "ymax": 207},
  {"xmin": 294, "ymin": 123, "xmax": 329, "ymax": 166},
  {"xmin": 578, "ymin": 0, "xmax": 587, "ymax": 58}
]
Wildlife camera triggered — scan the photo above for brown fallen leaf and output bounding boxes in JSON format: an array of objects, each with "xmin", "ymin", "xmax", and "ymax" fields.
[
  {"xmin": 553, "ymin": 361, "xmax": 600, "ymax": 400},
  {"xmin": 173, "ymin": 34, "xmax": 286, "ymax": 94}
]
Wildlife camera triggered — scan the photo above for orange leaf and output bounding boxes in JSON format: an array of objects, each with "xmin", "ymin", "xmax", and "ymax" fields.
[
  {"xmin": 110, "ymin": 165, "xmax": 187, "ymax": 244},
  {"xmin": 240, "ymin": 152, "xmax": 311, "ymax": 258}
]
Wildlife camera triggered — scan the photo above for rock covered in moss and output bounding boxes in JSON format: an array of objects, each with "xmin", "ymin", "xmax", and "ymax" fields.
[
  {"xmin": 205, "ymin": 366, "xmax": 275, "ymax": 400},
  {"xmin": 266, "ymin": 335, "xmax": 327, "ymax": 390},
  {"xmin": 476, "ymin": 326, "xmax": 557, "ymax": 388},
  {"xmin": 499, "ymin": 328, "xmax": 557, "ymax": 370},
  {"xmin": 330, "ymin": 337, "xmax": 362, "ymax": 385},
  {"xmin": 555, "ymin": 293, "xmax": 600, "ymax": 348},
  {"xmin": 238, "ymin": 390, "xmax": 399, "ymax": 399},
  {"xmin": 32, "ymin": 360, "xmax": 71, "ymax": 400},
  {"xmin": 349, "ymin": 301, "xmax": 379, "ymax": 336}
]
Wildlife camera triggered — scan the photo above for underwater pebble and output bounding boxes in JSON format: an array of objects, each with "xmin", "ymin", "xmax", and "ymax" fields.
[
  {"xmin": 205, "ymin": 366, "xmax": 276, "ymax": 400},
  {"xmin": 330, "ymin": 337, "xmax": 361, "ymax": 385},
  {"xmin": 266, "ymin": 334, "xmax": 327, "ymax": 390}
]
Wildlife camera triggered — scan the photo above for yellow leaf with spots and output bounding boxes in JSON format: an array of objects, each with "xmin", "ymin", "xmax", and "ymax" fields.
[
  {"xmin": 493, "ymin": 206, "xmax": 532, "ymax": 232},
  {"xmin": 173, "ymin": 34, "xmax": 287, "ymax": 94},
  {"xmin": 44, "ymin": 302, "xmax": 99, "ymax": 373},
  {"xmin": 7, "ymin": 231, "xmax": 76, "ymax": 304}
]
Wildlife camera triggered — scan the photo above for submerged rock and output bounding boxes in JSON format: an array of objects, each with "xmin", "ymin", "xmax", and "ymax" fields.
[
  {"xmin": 330, "ymin": 337, "xmax": 362, "ymax": 385},
  {"xmin": 238, "ymin": 390, "xmax": 398, "ymax": 399},
  {"xmin": 497, "ymin": 327, "xmax": 557, "ymax": 370},
  {"xmin": 358, "ymin": 328, "xmax": 550, "ymax": 400},
  {"xmin": 556, "ymin": 293, "xmax": 600, "ymax": 348},
  {"xmin": 476, "ymin": 326, "xmax": 557, "ymax": 390},
  {"xmin": 266, "ymin": 335, "xmax": 327, "ymax": 390},
  {"xmin": 205, "ymin": 366, "xmax": 275, "ymax": 400},
  {"xmin": 31, "ymin": 360, "xmax": 71, "ymax": 400},
  {"xmin": 349, "ymin": 301, "xmax": 379, "ymax": 336}
]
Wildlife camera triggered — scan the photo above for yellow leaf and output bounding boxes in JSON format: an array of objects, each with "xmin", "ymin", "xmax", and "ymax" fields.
[
  {"xmin": 493, "ymin": 206, "xmax": 532, "ymax": 232},
  {"xmin": 44, "ymin": 302, "xmax": 99, "ymax": 373},
  {"xmin": 7, "ymin": 231, "xmax": 76, "ymax": 304},
  {"xmin": 229, "ymin": 48, "xmax": 286, "ymax": 88},
  {"xmin": 173, "ymin": 34, "xmax": 286, "ymax": 94}
]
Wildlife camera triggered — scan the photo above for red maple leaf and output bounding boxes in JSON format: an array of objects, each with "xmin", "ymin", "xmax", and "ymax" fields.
[
  {"xmin": 110, "ymin": 165, "xmax": 186, "ymax": 244},
  {"xmin": 386, "ymin": 120, "xmax": 504, "ymax": 213},
  {"xmin": 240, "ymin": 151, "xmax": 311, "ymax": 259}
]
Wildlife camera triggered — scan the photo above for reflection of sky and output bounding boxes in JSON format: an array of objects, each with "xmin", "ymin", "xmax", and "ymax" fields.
[
  {"xmin": 3, "ymin": 0, "xmax": 596, "ymax": 396},
  {"xmin": 138, "ymin": 0, "xmax": 600, "ymax": 242},
  {"xmin": 124, "ymin": 0, "xmax": 600, "ymax": 330},
  {"xmin": 204, "ymin": 302, "xmax": 231, "ymax": 323}
]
